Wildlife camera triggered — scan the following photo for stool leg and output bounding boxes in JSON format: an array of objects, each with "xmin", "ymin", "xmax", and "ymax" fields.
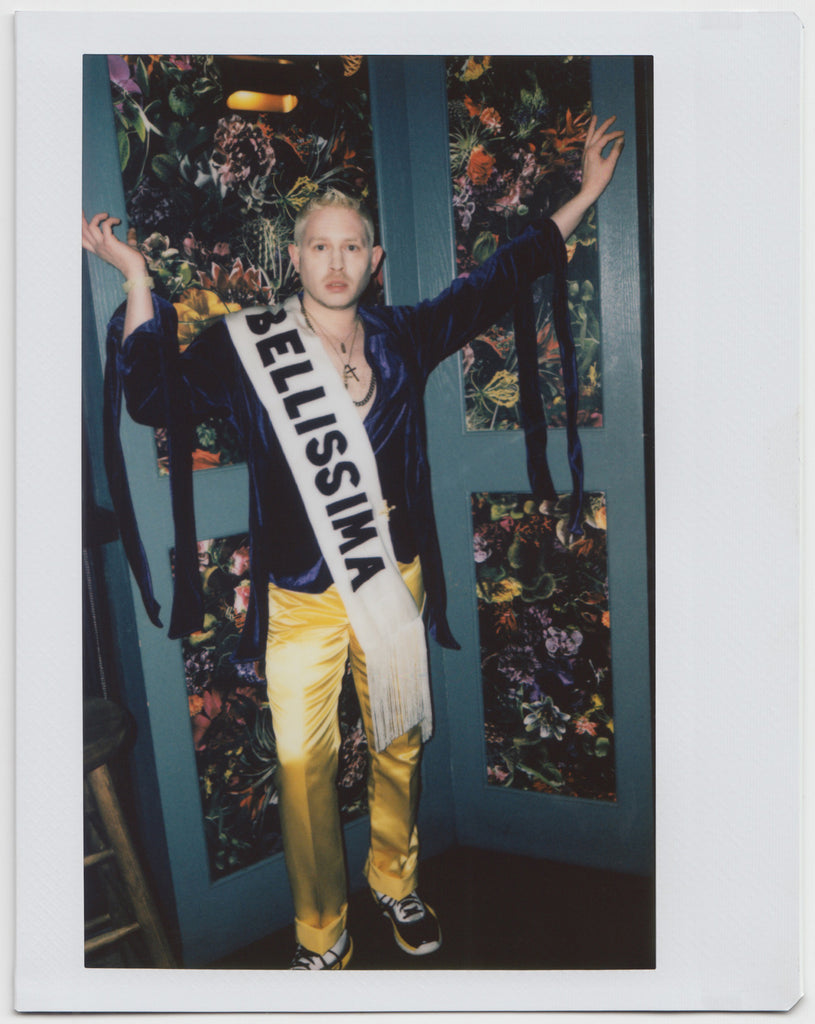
[{"xmin": 86, "ymin": 764, "xmax": 176, "ymax": 967}]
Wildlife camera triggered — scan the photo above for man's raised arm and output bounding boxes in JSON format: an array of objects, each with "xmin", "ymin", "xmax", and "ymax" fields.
[
  {"xmin": 82, "ymin": 211, "xmax": 155, "ymax": 342},
  {"xmin": 549, "ymin": 114, "xmax": 625, "ymax": 241}
]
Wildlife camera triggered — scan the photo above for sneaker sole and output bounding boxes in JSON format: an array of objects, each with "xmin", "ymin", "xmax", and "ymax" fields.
[
  {"xmin": 378, "ymin": 900, "xmax": 442, "ymax": 956},
  {"xmin": 333, "ymin": 936, "xmax": 353, "ymax": 969}
]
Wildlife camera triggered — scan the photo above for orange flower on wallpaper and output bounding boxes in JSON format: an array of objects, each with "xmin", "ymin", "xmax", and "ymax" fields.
[
  {"xmin": 467, "ymin": 145, "xmax": 496, "ymax": 185},
  {"xmin": 463, "ymin": 95, "xmax": 482, "ymax": 118},
  {"xmin": 192, "ymin": 450, "xmax": 223, "ymax": 471},
  {"xmin": 479, "ymin": 106, "xmax": 502, "ymax": 130},
  {"xmin": 541, "ymin": 107, "xmax": 591, "ymax": 159},
  {"xmin": 463, "ymin": 96, "xmax": 501, "ymax": 131},
  {"xmin": 537, "ymin": 321, "xmax": 560, "ymax": 362}
]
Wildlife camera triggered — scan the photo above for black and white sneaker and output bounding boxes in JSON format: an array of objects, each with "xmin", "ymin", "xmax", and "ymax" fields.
[
  {"xmin": 289, "ymin": 929, "xmax": 353, "ymax": 970},
  {"xmin": 372, "ymin": 889, "xmax": 442, "ymax": 956}
]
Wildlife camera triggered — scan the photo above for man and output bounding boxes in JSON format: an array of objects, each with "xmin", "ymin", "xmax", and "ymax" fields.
[{"xmin": 82, "ymin": 113, "xmax": 624, "ymax": 970}]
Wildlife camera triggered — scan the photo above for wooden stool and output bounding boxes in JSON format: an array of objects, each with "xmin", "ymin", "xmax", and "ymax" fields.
[{"xmin": 83, "ymin": 698, "xmax": 176, "ymax": 967}]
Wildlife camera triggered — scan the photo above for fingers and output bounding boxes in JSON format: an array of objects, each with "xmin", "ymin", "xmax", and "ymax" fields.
[
  {"xmin": 81, "ymin": 211, "xmax": 123, "ymax": 251},
  {"xmin": 84, "ymin": 211, "xmax": 121, "ymax": 236},
  {"xmin": 99, "ymin": 215, "xmax": 122, "ymax": 241},
  {"xmin": 82, "ymin": 210, "xmax": 138, "ymax": 278},
  {"xmin": 585, "ymin": 114, "xmax": 624, "ymax": 155},
  {"xmin": 81, "ymin": 210, "xmax": 104, "ymax": 251},
  {"xmin": 599, "ymin": 130, "xmax": 625, "ymax": 158},
  {"xmin": 585, "ymin": 114, "xmax": 614, "ymax": 144}
]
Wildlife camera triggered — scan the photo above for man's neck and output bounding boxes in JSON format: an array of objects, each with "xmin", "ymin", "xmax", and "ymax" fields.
[{"xmin": 302, "ymin": 295, "xmax": 359, "ymax": 337}]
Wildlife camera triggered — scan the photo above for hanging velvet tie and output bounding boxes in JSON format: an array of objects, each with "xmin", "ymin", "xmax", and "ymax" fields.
[
  {"xmin": 157, "ymin": 329, "xmax": 205, "ymax": 638},
  {"xmin": 514, "ymin": 225, "xmax": 584, "ymax": 537},
  {"xmin": 103, "ymin": 331, "xmax": 163, "ymax": 628},
  {"xmin": 103, "ymin": 316, "xmax": 203, "ymax": 638}
]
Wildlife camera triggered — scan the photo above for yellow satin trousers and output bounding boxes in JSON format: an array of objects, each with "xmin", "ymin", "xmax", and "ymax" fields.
[{"xmin": 265, "ymin": 557, "xmax": 424, "ymax": 955}]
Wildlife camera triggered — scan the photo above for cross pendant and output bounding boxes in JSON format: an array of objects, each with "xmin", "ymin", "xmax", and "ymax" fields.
[{"xmin": 343, "ymin": 363, "xmax": 359, "ymax": 385}]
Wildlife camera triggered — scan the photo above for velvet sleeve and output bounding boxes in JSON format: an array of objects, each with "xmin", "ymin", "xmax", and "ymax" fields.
[
  {"xmin": 393, "ymin": 217, "xmax": 564, "ymax": 379},
  {"xmin": 112, "ymin": 293, "xmax": 236, "ymax": 428},
  {"xmin": 388, "ymin": 216, "xmax": 584, "ymax": 536},
  {"xmin": 103, "ymin": 292, "xmax": 243, "ymax": 639}
]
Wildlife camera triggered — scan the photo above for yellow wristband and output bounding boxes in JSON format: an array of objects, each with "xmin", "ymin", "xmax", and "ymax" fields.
[{"xmin": 122, "ymin": 275, "xmax": 154, "ymax": 294}]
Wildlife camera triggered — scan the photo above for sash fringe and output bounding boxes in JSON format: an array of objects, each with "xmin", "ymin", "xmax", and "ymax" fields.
[{"xmin": 366, "ymin": 615, "xmax": 432, "ymax": 752}]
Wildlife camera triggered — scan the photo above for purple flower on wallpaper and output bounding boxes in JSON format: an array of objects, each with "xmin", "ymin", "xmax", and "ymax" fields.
[
  {"xmin": 167, "ymin": 55, "xmax": 193, "ymax": 72},
  {"xmin": 519, "ymin": 603, "xmax": 553, "ymax": 640},
  {"xmin": 235, "ymin": 660, "xmax": 263, "ymax": 685},
  {"xmin": 108, "ymin": 55, "xmax": 141, "ymax": 96},
  {"xmin": 184, "ymin": 647, "xmax": 215, "ymax": 694},
  {"xmin": 452, "ymin": 176, "xmax": 477, "ymax": 230},
  {"xmin": 473, "ymin": 528, "xmax": 493, "ymax": 563},
  {"xmin": 523, "ymin": 696, "xmax": 571, "ymax": 742},
  {"xmin": 212, "ymin": 115, "xmax": 277, "ymax": 191},
  {"xmin": 497, "ymin": 644, "xmax": 541, "ymax": 688},
  {"xmin": 544, "ymin": 626, "xmax": 584, "ymax": 658}
]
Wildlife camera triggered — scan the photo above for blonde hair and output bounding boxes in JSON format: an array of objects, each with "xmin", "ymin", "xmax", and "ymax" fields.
[{"xmin": 293, "ymin": 187, "xmax": 375, "ymax": 249}]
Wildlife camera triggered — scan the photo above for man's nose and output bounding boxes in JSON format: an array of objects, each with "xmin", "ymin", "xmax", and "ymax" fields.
[{"xmin": 328, "ymin": 247, "xmax": 345, "ymax": 270}]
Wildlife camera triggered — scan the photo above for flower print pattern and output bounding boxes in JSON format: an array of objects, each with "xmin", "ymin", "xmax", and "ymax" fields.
[
  {"xmin": 178, "ymin": 533, "xmax": 369, "ymax": 878},
  {"xmin": 446, "ymin": 56, "xmax": 604, "ymax": 433},
  {"xmin": 107, "ymin": 54, "xmax": 380, "ymax": 474},
  {"xmin": 473, "ymin": 492, "xmax": 615, "ymax": 800},
  {"xmin": 523, "ymin": 696, "xmax": 571, "ymax": 741},
  {"xmin": 212, "ymin": 115, "xmax": 277, "ymax": 192}
]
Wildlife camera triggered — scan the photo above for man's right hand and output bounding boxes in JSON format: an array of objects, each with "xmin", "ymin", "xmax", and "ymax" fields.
[
  {"xmin": 83, "ymin": 211, "xmax": 155, "ymax": 340},
  {"xmin": 82, "ymin": 211, "xmax": 147, "ymax": 279}
]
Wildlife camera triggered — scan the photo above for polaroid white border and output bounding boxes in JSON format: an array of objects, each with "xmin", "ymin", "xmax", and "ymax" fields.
[{"xmin": 15, "ymin": 6, "xmax": 804, "ymax": 1016}]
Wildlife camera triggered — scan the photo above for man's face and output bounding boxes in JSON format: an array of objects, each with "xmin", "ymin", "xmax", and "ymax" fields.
[{"xmin": 289, "ymin": 206, "xmax": 382, "ymax": 313}]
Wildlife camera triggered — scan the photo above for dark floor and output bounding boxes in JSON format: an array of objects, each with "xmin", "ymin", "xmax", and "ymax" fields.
[{"xmin": 208, "ymin": 845, "xmax": 655, "ymax": 971}]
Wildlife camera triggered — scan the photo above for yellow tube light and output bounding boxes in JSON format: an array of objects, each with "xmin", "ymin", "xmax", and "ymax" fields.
[{"xmin": 226, "ymin": 91, "xmax": 298, "ymax": 113}]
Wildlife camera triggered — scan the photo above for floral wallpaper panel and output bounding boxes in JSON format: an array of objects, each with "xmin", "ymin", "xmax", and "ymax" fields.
[
  {"xmin": 180, "ymin": 534, "xmax": 369, "ymax": 878},
  {"xmin": 473, "ymin": 492, "xmax": 615, "ymax": 800},
  {"xmin": 447, "ymin": 56, "xmax": 604, "ymax": 433},
  {"xmin": 107, "ymin": 54, "xmax": 381, "ymax": 475}
]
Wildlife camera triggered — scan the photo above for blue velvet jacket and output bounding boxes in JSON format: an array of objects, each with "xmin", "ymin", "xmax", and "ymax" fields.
[{"xmin": 104, "ymin": 216, "xmax": 583, "ymax": 662}]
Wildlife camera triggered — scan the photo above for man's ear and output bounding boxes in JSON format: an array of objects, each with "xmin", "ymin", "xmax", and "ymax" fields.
[
  {"xmin": 371, "ymin": 245, "xmax": 384, "ymax": 276},
  {"xmin": 288, "ymin": 243, "xmax": 300, "ymax": 272}
]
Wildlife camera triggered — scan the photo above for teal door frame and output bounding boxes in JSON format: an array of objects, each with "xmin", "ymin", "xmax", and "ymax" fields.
[{"xmin": 389, "ymin": 56, "xmax": 654, "ymax": 876}]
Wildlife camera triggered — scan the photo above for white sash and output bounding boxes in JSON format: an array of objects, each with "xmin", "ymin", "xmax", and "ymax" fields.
[{"xmin": 226, "ymin": 295, "xmax": 432, "ymax": 752}]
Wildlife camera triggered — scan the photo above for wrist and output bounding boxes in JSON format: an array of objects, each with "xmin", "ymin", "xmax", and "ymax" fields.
[
  {"xmin": 122, "ymin": 274, "xmax": 154, "ymax": 294},
  {"xmin": 574, "ymin": 186, "xmax": 600, "ymax": 212},
  {"xmin": 117, "ymin": 252, "xmax": 148, "ymax": 279}
]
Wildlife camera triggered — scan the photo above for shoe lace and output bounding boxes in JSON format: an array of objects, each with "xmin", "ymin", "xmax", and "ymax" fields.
[
  {"xmin": 382, "ymin": 890, "xmax": 426, "ymax": 923},
  {"xmin": 290, "ymin": 931, "xmax": 348, "ymax": 970},
  {"xmin": 290, "ymin": 945, "xmax": 324, "ymax": 970}
]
